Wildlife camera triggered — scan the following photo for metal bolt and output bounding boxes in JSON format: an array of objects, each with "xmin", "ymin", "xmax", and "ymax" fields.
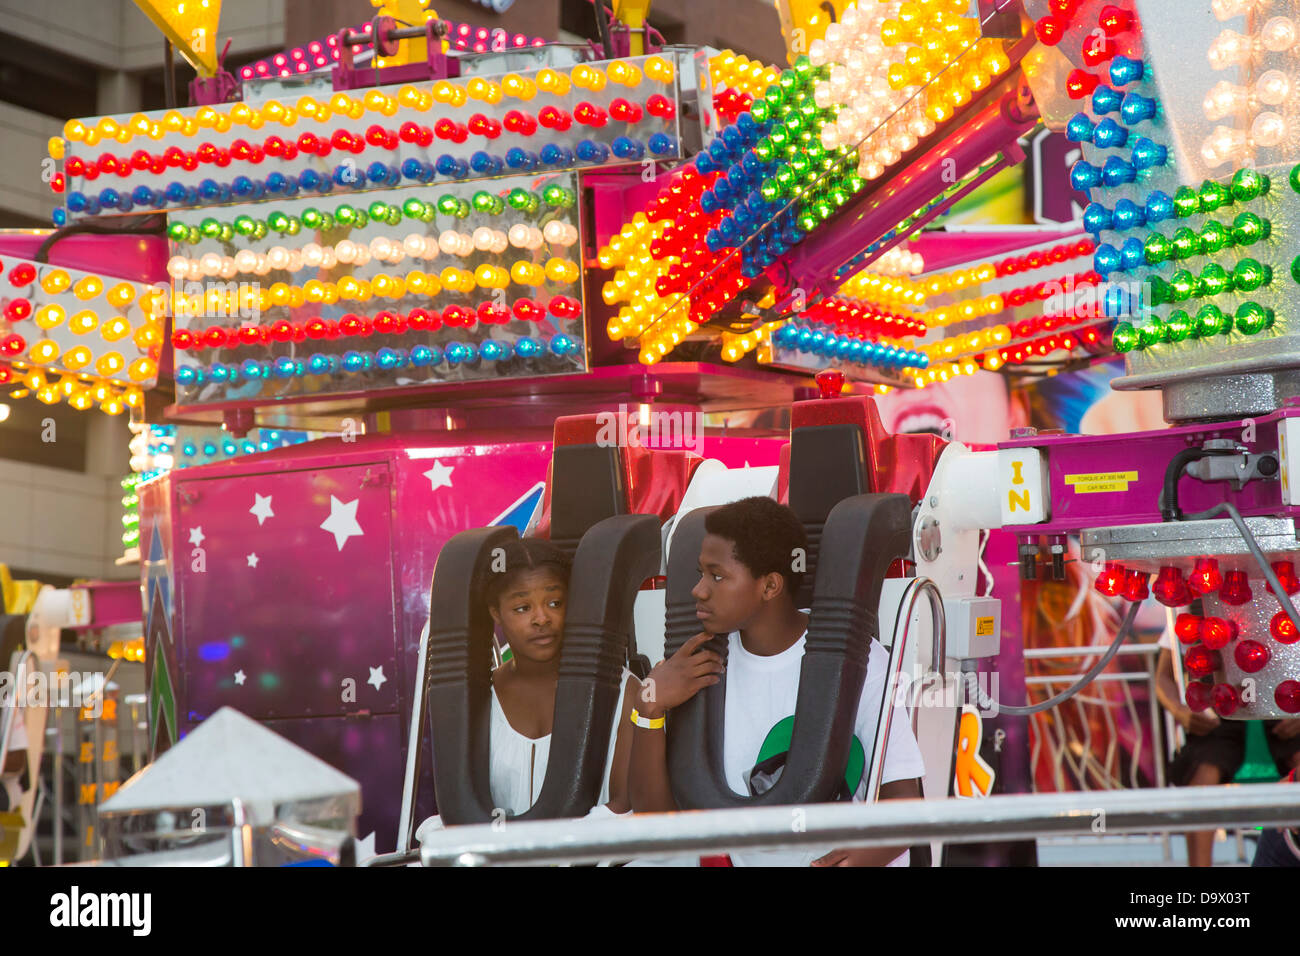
[{"xmin": 929, "ymin": 495, "xmax": 938, "ymax": 508}]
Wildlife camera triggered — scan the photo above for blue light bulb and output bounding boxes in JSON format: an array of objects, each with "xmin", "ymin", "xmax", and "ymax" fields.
[
  {"xmin": 1093, "ymin": 118, "xmax": 1129, "ymax": 149},
  {"xmin": 1083, "ymin": 202, "xmax": 1113, "ymax": 234},
  {"xmin": 272, "ymin": 356, "xmax": 297, "ymax": 378},
  {"xmin": 1130, "ymin": 136, "xmax": 1167, "ymax": 170},
  {"xmin": 539, "ymin": 143, "xmax": 574, "ymax": 166},
  {"xmin": 1110, "ymin": 55, "xmax": 1145, "ymax": 87},
  {"xmin": 1071, "ymin": 160, "xmax": 1102, "ymax": 191},
  {"xmin": 241, "ymin": 358, "xmax": 266, "ymax": 379},
  {"xmin": 182, "ymin": 442, "xmax": 196, "ymax": 458},
  {"xmin": 1101, "ymin": 155, "xmax": 1136, "ymax": 187},
  {"xmin": 549, "ymin": 334, "xmax": 576, "ymax": 357},
  {"xmin": 515, "ymin": 337, "xmax": 541, "ymax": 358},
  {"xmin": 175, "ymin": 365, "xmax": 198, "ymax": 386},
  {"xmin": 505, "ymin": 147, "xmax": 539, "ymax": 170},
  {"xmin": 1066, "ymin": 113, "xmax": 1096, "ymax": 143},
  {"xmin": 1104, "ymin": 284, "xmax": 1133, "ymax": 318},
  {"xmin": 611, "ymin": 136, "xmax": 645, "ymax": 159},
  {"xmin": 1092, "ymin": 85, "xmax": 1123, "ymax": 115},
  {"xmin": 342, "ymin": 351, "xmax": 367, "ymax": 373},
  {"xmin": 576, "ymin": 140, "xmax": 609, "ymax": 163},
  {"xmin": 1145, "ymin": 190, "xmax": 1174, "ymax": 223},
  {"xmin": 1094, "ymin": 243, "xmax": 1123, "ymax": 277},
  {"xmin": 308, "ymin": 354, "xmax": 333, "ymax": 375},
  {"xmin": 202, "ymin": 442, "xmax": 217, "ymax": 457},
  {"xmin": 1120, "ymin": 92, "xmax": 1157, "ymax": 125},
  {"xmin": 1112, "ymin": 198, "xmax": 1145, "ymax": 231},
  {"xmin": 1120, "ymin": 236, "xmax": 1146, "ymax": 271}
]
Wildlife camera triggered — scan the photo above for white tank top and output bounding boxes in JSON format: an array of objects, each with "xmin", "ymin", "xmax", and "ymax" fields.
[{"xmin": 487, "ymin": 667, "xmax": 631, "ymax": 816}]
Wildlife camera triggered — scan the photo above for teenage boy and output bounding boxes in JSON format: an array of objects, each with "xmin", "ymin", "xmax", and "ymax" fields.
[{"xmin": 628, "ymin": 496, "xmax": 926, "ymax": 866}]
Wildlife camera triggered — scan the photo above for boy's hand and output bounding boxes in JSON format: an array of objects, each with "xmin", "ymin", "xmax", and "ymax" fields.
[
  {"xmin": 1181, "ymin": 706, "xmax": 1220, "ymax": 735},
  {"xmin": 637, "ymin": 632, "xmax": 723, "ymax": 720},
  {"xmin": 811, "ymin": 848, "xmax": 896, "ymax": 866}
]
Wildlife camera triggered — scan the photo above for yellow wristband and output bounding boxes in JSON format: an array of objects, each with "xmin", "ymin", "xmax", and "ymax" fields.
[{"xmin": 630, "ymin": 708, "xmax": 665, "ymax": 730}]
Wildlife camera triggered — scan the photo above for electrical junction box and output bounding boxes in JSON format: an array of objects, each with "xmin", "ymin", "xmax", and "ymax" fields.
[{"xmin": 944, "ymin": 596, "xmax": 1002, "ymax": 660}]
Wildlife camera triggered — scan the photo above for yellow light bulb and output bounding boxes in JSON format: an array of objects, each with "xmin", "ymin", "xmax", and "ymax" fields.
[
  {"xmin": 132, "ymin": 323, "xmax": 161, "ymax": 349},
  {"xmin": 63, "ymin": 120, "xmax": 86, "ymax": 142},
  {"xmin": 40, "ymin": 269, "xmax": 71, "ymax": 294},
  {"xmin": 73, "ymin": 276, "xmax": 103, "ymax": 300},
  {"xmin": 100, "ymin": 316, "xmax": 132, "ymax": 342},
  {"xmin": 106, "ymin": 282, "xmax": 136, "ymax": 308},
  {"xmin": 124, "ymin": 386, "xmax": 143, "ymax": 408},
  {"xmin": 69, "ymin": 310, "xmax": 99, "ymax": 334},
  {"xmin": 30, "ymin": 339, "xmax": 60, "ymax": 364},
  {"xmin": 645, "ymin": 56, "xmax": 675, "ymax": 83},
  {"xmin": 94, "ymin": 352, "xmax": 125, "ymax": 377},
  {"xmin": 127, "ymin": 357, "xmax": 157, "ymax": 382}
]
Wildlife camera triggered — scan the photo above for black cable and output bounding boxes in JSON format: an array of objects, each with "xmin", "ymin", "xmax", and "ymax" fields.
[
  {"xmin": 964, "ymin": 600, "xmax": 1141, "ymax": 716},
  {"xmin": 34, "ymin": 215, "xmax": 167, "ymax": 264},
  {"xmin": 590, "ymin": 0, "xmax": 615, "ymax": 59},
  {"xmin": 1161, "ymin": 447, "xmax": 1235, "ymax": 521}
]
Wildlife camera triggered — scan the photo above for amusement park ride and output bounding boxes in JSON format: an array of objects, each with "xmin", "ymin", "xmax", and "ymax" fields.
[{"xmin": 3, "ymin": 0, "xmax": 1300, "ymax": 865}]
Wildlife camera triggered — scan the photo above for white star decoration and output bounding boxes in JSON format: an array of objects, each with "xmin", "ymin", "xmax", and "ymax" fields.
[
  {"xmin": 188, "ymin": 527, "xmax": 205, "ymax": 547},
  {"xmin": 367, "ymin": 666, "xmax": 387, "ymax": 691},
  {"xmin": 423, "ymin": 461, "xmax": 454, "ymax": 492},
  {"xmin": 320, "ymin": 496, "xmax": 364, "ymax": 550},
  {"xmin": 246, "ymin": 553, "xmax": 259, "ymax": 568},
  {"xmin": 234, "ymin": 670, "xmax": 246, "ymax": 686},
  {"xmin": 250, "ymin": 493, "xmax": 275, "ymax": 526}
]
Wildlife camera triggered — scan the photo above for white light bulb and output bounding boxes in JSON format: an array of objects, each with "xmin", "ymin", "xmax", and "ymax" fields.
[
  {"xmin": 219, "ymin": 257, "xmax": 237, "ymax": 279},
  {"xmin": 302, "ymin": 243, "xmax": 323, "ymax": 267},
  {"xmin": 200, "ymin": 252, "xmax": 222, "ymax": 275},
  {"xmin": 286, "ymin": 250, "xmax": 302, "ymax": 273},
  {"xmin": 370, "ymin": 237, "xmax": 393, "ymax": 260},
  {"xmin": 185, "ymin": 258, "xmax": 203, "ymax": 281},
  {"xmin": 509, "ymin": 224, "xmax": 531, "ymax": 248},
  {"xmin": 167, "ymin": 256, "xmax": 188, "ymax": 279},
  {"xmin": 1207, "ymin": 29, "xmax": 1253, "ymax": 70},
  {"xmin": 1203, "ymin": 80, "xmax": 1248, "ymax": 120},
  {"xmin": 473, "ymin": 227, "xmax": 495, "ymax": 251},
  {"xmin": 335, "ymin": 240, "xmax": 357, "ymax": 263},
  {"xmin": 1257, "ymin": 69, "xmax": 1290, "ymax": 105},
  {"xmin": 234, "ymin": 250, "xmax": 257, "ymax": 273},
  {"xmin": 321, "ymin": 247, "xmax": 337, "ymax": 269},
  {"xmin": 267, "ymin": 246, "xmax": 290, "ymax": 270},
  {"xmin": 809, "ymin": 38, "xmax": 827, "ymax": 66},
  {"xmin": 402, "ymin": 234, "xmax": 425, "ymax": 257},
  {"xmin": 253, "ymin": 254, "xmax": 271, "ymax": 276},
  {"xmin": 438, "ymin": 230, "xmax": 460, "ymax": 255},
  {"xmin": 1251, "ymin": 110, "xmax": 1287, "ymax": 147},
  {"xmin": 1201, "ymin": 125, "xmax": 1246, "ymax": 166},
  {"xmin": 1262, "ymin": 16, "xmax": 1297, "ymax": 51}
]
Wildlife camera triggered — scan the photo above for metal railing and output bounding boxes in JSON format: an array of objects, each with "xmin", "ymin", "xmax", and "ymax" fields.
[{"xmin": 400, "ymin": 784, "xmax": 1300, "ymax": 866}]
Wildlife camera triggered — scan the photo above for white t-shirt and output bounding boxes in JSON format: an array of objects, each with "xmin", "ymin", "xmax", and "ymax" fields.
[{"xmin": 632, "ymin": 630, "xmax": 926, "ymax": 867}]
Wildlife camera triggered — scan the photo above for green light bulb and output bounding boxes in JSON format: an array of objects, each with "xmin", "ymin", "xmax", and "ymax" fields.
[
  {"xmin": 760, "ymin": 177, "xmax": 781, "ymax": 202},
  {"xmin": 753, "ymin": 137, "xmax": 774, "ymax": 162},
  {"xmin": 543, "ymin": 185, "xmax": 575, "ymax": 208},
  {"xmin": 1232, "ymin": 258, "xmax": 1271, "ymax": 292},
  {"xmin": 1144, "ymin": 233, "xmax": 1172, "ymax": 264},
  {"xmin": 1146, "ymin": 276, "xmax": 1171, "ymax": 307},
  {"xmin": 301, "ymin": 207, "xmax": 322, "ymax": 229},
  {"xmin": 186, "ymin": 225, "xmax": 201, "ymax": 244},
  {"xmin": 1171, "ymin": 228, "xmax": 1200, "ymax": 260},
  {"xmin": 1231, "ymin": 212, "xmax": 1270, "ymax": 246},
  {"xmin": 403, "ymin": 197, "xmax": 426, "ymax": 219},
  {"xmin": 769, "ymin": 126, "xmax": 789, "ymax": 148},
  {"xmin": 352, "ymin": 211, "xmax": 368, "ymax": 229},
  {"xmin": 1169, "ymin": 270, "xmax": 1198, "ymax": 301},
  {"xmin": 335, "ymin": 205, "xmax": 357, "ymax": 225},
  {"xmin": 1199, "ymin": 263, "xmax": 1231, "ymax": 296},
  {"xmin": 1138, "ymin": 318, "xmax": 1166, "ymax": 348},
  {"xmin": 778, "ymin": 70, "xmax": 797, "ymax": 94},
  {"xmin": 1113, "ymin": 322, "xmax": 1138, "ymax": 352},
  {"xmin": 1292, "ymin": 254, "xmax": 1300, "ymax": 285},
  {"xmin": 774, "ymin": 165, "xmax": 795, "ymax": 189},
  {"xmin": 1199, "ymin": 221, "xmax": 1232, "ymax": 255},
  {"xmin": 319, "ymin": 213, "xmax": 335, "ymax": 232},
  {"xmin": 1198, "ymin": 180, "xmax": 1232, "ymax": 213},
  {"xmin": 266, "ymin": 212, "xmax": 289, "ymax": 233},
  {"xmin": 750, "ymin": 100, "xmax": 770, "ymax": 124},
  {"xmin": 1291, "ymin": 162, "xmax": 1300, "ymax": 195},
  {"xmin": 1167, "ymin": 310, "xmax": 1192, "ymax": 341},
  {"xmin": 199, "ymin": 218, "xmax": 221, "ymax": 238},
  {"xmin": 798, "ymin": 211, "xmax": 818, "ymax": 232},
  {"xmin": 167, "ymin": 221, "xmax": 189, "ymax": 242},
  {"xmin": 1230, "ymin": 167, "xmax": 1270, "ymax": 202},
  {"xmin": 368, "ymin": 201, "xmax": 390, "ymax": 220},
  {"xmin": 1195, "ymin": 303, "xmax": 1228, "ymax": 337},
  {"xmin": 223, "ymin": 223, "xmax": 239, "ymax": 241},
  {"xmin": 1173, "ymin": 186, "xmax": 1200, "ymax": 218},
  {"xmin": 1235, "ymin": 301, "xmax": 1269, "ymax": 335}
]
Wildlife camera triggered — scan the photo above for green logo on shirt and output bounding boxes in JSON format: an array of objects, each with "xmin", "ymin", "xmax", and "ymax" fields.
[{"xmin": 752, "ymin": 716, "xmax": 865, "ymax": 797}]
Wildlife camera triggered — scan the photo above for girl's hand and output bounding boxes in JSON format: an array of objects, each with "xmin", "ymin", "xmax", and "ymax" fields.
[{"xmin": 636, "ymin": 632, "xmax": 723, "ymax": 720}]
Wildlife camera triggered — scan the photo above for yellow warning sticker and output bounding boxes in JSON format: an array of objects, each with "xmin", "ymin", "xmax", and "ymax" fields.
[
  {"xmin": 1064, "ymin": 470, "xmax": 1138, "ymax": 493},
  {"xmin": 975, "ymin": 616, "xmax": 996, "ymax": 637}
]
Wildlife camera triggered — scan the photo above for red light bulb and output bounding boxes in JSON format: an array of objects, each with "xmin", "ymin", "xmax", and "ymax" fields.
[
  {"xmin": 816, "ymin": 369, "xmax": 846, "ymax": 400},
  {"xmin": 1122, "ymin": 569, "xmax": 1150, "ymax": 601},
  {"xmin": 130, "ymin": 149, "xmax": 152, "ymax": 170},
  {"xmin": 171, "ymin": 329, "xmax": 196, "ymax": 351},
  {"xmin": 1185, "ymin": 680, "xmax": 1212, "ymax": 712},
  {"xmin": 1066, "ymin": 69, "xmax": 1101, "ymax": 99},
  {"xmin": 1219, "ymin": 570, "xmax": 1252, "ymax": 606},
  {"xmin": 1095, "ymin": 561, "xmax": 1126, "ymax": 596},
  {"xmin": 1082, "ymin": 32, "xmax": 1114, "ymax": 66},
  {"xmin": 237, "ymin": 326, "xmax": 263, "ymax": 346},
  {"xmin": 1098, "ymin": 5, "xmax": 1133, "ymax": 36},
  {"xmin": 202, "ymin": 326, "xmax": 229, "ymax": 349},
  {"xmin": 4, "ymin": 298, "xmax": 32, "ymax": 322},
  {"xmin": 1233, "ymin": 639, "xmax": 1270, "ymax": 673},
  {"xmin": 7, "ymin": 263, "xmax": 35, "ymax": 287},
  {"xmin": 538, "ymin": 106, "xmax": 572, "ymax": 131},
  {"xmin": 1200, "ymin": 616, "xmax": 1235, "ymax": 650},
  {"xmin": 269, "ymin": 319, "xmax": 295, "ymax": 342},
  {"xmin": 1275, "ymin": 680, "xmax": 1300, "ymax": 714},
  {"xmin": 574, "ymin": 102, "xmax": 607, "ymax": 127},
  {"xmin": 1210, "ymin": 683, "xmax": 1240, "ymax": 716},
  {"xmin": 1183, "ymin": 645, "xmax": 1220, "ymax": 678},
  {"xmin": 1050, "ymin": 0, "xmax": 1080, "ymax": 14},
  {"xmin": 512, "ymin": 299, "xmax": 542, "ymax": 322},
  {"xmin": 1270, "ymin": 609, "xmax": 1299, "ymax": 644},
  {"xmin": 407, "ymin": 308, "xmax": 440, "ymax": 331},
  {"xmin": 0, "ymin": 333, "xmax": 25, "ymax": 356},
  {"xmin": 1188, "ymin": 557, "xmax": 1221, "ymax": 595},
  {"xmin": 1268, "ymin": 561, "xmax": 1300, "ymax": 595},
  {"xmin": 646, "ymin": 94, "xmax": 676, "ymax": 119},
  {"xmin": 609, "ymin": 97, "xmax": 644, "ymax": 123},
  {"xmin": 1034, "ymin": 15, "xmax": 1068, "ymax": 45},
  {"xmin": 339, "ymin": 314, "xmax": 364, "ymax": 337},
  {"xmin": 304, "ymin": 317, "xmax": 329, "ymax": 339},
  {"xmin": 1154, "ymin": 567, "xmax": 1192, "ymax": 607}
]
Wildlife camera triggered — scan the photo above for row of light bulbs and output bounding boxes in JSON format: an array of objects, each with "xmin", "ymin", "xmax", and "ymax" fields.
[
  {"xmin": 166, "ymin": 260, "xmax": 582, "ymax": 316},
  {"xmin": 708, "ymin": 52, "xmax": 781, "ymax": 101},
  {"xmin": 166, "ymin": 223, "xmax": 578, "ymax": 279},
  {"xmin": 7, "ymin": 366, "xmax": 149, "ymax": 412},
  {"xmin": 60, "ymin": 59, "xmax": 677, "ymax": 148},
  {"xmin": 1202, "ymin": 16, "xmax": 1298, "ymax": 167}
]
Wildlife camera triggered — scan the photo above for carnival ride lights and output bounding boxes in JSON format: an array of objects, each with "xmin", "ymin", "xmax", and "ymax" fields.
[
  {"xmin": 0, "ymin": 255, "xmax": 161, "ymax": 412},
  {"xmin": 53, "ymin": 55, "xmax": 681, "ymax": 222}
]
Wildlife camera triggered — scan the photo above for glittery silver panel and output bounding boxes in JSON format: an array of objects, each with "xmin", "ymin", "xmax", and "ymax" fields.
[
  {"xmin": 1081, "ymin": 517, "xmax": 1300, "ymax": 569},
  {"xmin": 1197, "ymin": 588, "xmax": 1300, "ymax": 720},
  {"xmin": 1161, "ymin": 371, "xmax": 1300, "ymax": 424}
]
